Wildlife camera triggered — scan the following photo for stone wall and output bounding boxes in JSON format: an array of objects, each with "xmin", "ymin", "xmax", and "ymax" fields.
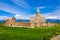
[{"xmin": 15, "ymin": 22, "xmax": 30, "ymax": 28}]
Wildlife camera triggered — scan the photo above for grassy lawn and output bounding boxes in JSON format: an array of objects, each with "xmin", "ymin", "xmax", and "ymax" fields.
[{"xmin": 0, "ymin": 23, "xmax": 60, "ymax": 40}]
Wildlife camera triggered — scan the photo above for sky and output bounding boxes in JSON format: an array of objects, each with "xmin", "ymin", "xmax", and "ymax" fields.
[{"xmin": 0, "ymin": 0, "xmax": 60, "ymax": 20}]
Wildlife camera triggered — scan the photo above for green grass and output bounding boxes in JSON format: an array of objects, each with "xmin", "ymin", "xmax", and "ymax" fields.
[{"xmin": 0, "ymin": 23, "xmax": 60, "ymax": 40}]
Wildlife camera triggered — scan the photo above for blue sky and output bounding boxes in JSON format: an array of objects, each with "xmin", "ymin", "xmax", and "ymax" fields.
[{"xmin": 0, "ymin": 0, "xmax": 60, "ymax": 20}]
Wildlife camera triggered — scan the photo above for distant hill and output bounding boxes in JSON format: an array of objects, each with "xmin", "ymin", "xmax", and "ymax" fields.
[
  {"xmin": 0, "ymin": 20, "xmax": 5, "ymax": 23},
  {"xmin": 16, "ymin": 19, "xmax": 60, "ymax": 23},
  {"xmin": 46, "ymin": 19, "xmax": 60, "ymax": 23},
  {"xmin": 16, "ymin": 19, "xmax": 30, "ymax": 22},
  {"xmin": 0, "ymin": 19, "xmax": 60, "ymax": 23}
]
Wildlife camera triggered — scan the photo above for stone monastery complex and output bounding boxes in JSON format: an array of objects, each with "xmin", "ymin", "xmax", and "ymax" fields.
[{"xmin": 5, "ymin": 9, "xmax": 57, "ymax": 28}]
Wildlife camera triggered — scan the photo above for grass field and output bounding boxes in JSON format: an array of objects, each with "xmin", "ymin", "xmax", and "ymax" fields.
[{"xmin": 0, "ymin": 23, "xmax": 60, "ymax": 40}]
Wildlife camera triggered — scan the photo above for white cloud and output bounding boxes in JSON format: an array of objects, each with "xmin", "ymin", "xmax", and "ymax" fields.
[
  {"xmin": 45, "ymin": 16, "xmax": 57, "ymax": 19},
  {"xmin": 0, "ymin": 16, "xmax": 11, "ymax": 20},
  {"xmin": 0, "ymin": 3, "xmax": 28, "ymax": 20},
  {"xmin": 14, "ymin": 14, "xmax": 30, "ymax": 19},
  {"xmin": 36, "ymin": 6, "xmax": 46, "ymax": 9},
  {"xmin": 0, "ymin": 3, "xmax": 30, "ymax": 20},
  {"xmin": 11, "ymin": 0, "xmax": 31, "ymax": 9},
  {"xmin": 0, "ymin": 3, "xmax": 25, "ymax": 15},
  {"xmin": 41, "ymin": 8, "xmax": 60, "ymax": 20}
]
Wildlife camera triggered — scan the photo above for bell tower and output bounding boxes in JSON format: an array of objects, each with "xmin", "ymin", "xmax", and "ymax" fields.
[
  {"xmin": 12, "ymin": 16, "xmax": 16, "ymax": 23},
  {"xmin": 36, "ymin": 9, "xmax": 40, "ymax": 17}
]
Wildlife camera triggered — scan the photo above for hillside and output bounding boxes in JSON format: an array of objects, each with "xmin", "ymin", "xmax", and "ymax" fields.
[{"xmin": 0, "ymin": 24, "xmax": 60, "ymax": 40}]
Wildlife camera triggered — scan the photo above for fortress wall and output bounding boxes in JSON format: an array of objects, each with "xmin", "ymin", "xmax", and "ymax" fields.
[{"xmin": 15, "ymin": 22, "xmax": 30, "ymax": 27}]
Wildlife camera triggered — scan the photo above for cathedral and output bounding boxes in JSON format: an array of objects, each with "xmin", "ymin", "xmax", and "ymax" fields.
[
  {"xmin": 30, "ymin": 9, "xmax": 47, "ymax": 28},
  {"xmin": 5, "ymin": 9, "xmax": 54, "ymax": 28}
]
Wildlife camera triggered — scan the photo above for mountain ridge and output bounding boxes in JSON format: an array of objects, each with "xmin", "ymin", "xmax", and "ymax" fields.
[{"xmin": 0, "ymin": 19, "xmax": 60, "ymax": 23}]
